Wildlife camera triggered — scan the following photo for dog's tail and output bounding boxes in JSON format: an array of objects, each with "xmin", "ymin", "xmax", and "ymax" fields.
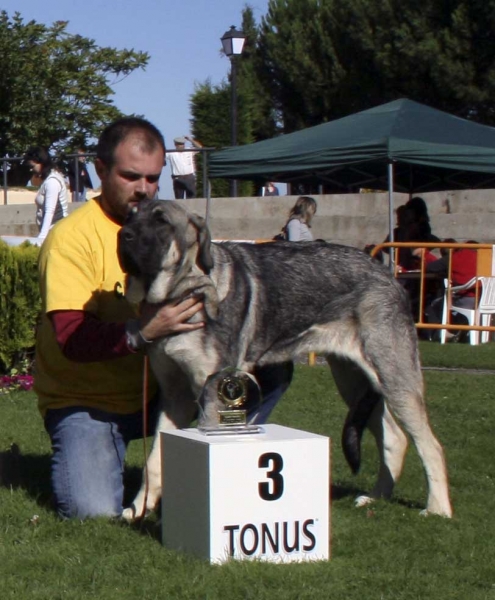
[{"xmin": 341, "ymin": 390, "xmax": 382, "ymax": 474}]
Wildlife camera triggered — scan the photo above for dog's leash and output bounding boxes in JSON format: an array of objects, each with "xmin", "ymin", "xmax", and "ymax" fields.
[{"xmin": 139, "ymin": 354, "xmax": 150, "ymax": 522}]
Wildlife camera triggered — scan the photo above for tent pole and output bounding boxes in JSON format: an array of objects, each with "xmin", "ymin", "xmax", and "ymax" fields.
[
  {"xmin": 388, "ymin": 161, "xmax": 395, "ymax": 273},
  {"xmin": 205, "ymin": 180, "xmax": 212, "ymax": 226}
]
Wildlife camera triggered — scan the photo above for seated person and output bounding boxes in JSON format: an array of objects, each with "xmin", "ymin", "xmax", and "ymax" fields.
[
  {"xmin": 384, "ymin": 203, "xmax": 440, "ymax": 271},
  {"xmin": 421, "ymin": 239, "xmax": 478, "ymax": 340}
]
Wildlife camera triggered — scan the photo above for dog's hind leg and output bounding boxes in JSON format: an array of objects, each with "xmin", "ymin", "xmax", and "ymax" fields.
[
  {"xmin": 355, "ymin": 400, "xmax": 409, "ymax": 507},
  {"xmin": 327, "ymin": 356, "xmax": 381, "ymax": 474},
  {"xmin": 360, "ymin": 324, "xmax": 452, "ymax": 517},
  {"xmin": 381, "ymin": 388, "xmax": 452, "ymax": 517},
  {"xmin": 327, "ymin": 356, "xmax": 408, "ymax": 507}
]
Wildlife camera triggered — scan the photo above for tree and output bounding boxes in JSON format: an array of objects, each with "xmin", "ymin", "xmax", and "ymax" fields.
[
  {"xmin": 0, "ymin": 11, "xmax": 149, "ymax": 184},
  {"xmin": 190, "ymin": 6, "xmax": 270, "ymax": 197},
  {"xmin": 191, "ymin": 78, "xmax": 255, "ymax": 198},
  {"xmin": 191, "ymin": 79, "xmax": 232, "ymax": 198},
  {"xmin": 257, "ymin": 0, "xmax": 495, "ymax": 131}
]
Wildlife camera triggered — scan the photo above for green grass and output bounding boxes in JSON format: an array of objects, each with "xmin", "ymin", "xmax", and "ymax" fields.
[
  {"xmin": 0, "ymin": 344, "xmax": 494, "ymax": 599},
  {"xmin": 419, "ymin": 339, "xmax": 495, "ymax": 370}
]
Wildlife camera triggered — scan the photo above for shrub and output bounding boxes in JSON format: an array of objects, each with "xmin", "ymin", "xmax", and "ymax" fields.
[{"xmin": 0, "ymin": 240, "xmax": 40, "ymax": 372}]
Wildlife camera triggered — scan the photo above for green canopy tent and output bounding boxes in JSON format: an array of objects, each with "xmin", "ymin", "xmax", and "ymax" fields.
[{"xmin": 208, "ymin": 98, "xmax": 495, "ymax": 244}]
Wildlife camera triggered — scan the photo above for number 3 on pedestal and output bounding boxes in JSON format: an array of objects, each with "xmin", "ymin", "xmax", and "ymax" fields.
[{"xmin": 258, "ymin": 452, "xmax": 284, "ymax": 501}]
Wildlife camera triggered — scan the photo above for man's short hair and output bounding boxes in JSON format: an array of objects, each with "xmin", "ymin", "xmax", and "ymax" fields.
[{"xmin": 96, "ymin": 117, "xmax": 165, "ymax": 168}]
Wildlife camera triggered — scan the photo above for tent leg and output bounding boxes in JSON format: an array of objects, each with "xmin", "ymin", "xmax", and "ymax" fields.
[
  {"xmin": 388, "ymin": 162, "xmax": 395, "ymax": 273},
  {"xmin": 205, "ymin": 180, "xmax": 212, "ymax": 226}
]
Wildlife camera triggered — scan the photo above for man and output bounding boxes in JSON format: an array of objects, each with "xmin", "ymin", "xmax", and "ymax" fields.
[
  {"xmin": 35, "ymin": 117, "xmax": 292, "ymax": 519},
  {"xmin": 67, "ymin": 149, "xmax": 94, "ymax": 202},
  {"xmin": 167, "ymin": 135, "xmax": 202, "ymax": 199}
]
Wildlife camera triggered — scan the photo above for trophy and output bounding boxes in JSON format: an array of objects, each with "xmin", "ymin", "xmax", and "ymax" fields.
[{"xmin": 197, "ymin": 369, "xmax": 264, "ymax": 435}]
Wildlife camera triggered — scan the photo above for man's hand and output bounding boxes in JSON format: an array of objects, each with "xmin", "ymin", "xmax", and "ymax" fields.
[{"xmin": 139, "ymin": 296, "xmax": 205, "ymax": 341}]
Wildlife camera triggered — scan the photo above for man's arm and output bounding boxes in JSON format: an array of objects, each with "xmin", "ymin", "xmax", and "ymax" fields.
[
  {"xmin": 50, "ymin": 297, "xmax": 205, "ymax": 362},
  {"xmin": 185, "ymin": 136, "xmax": 203, "ymax": 149},
  {"xmin": 425, "ymin": 254, "xmax": 449, "ymax": 274},
  {"xmin": 37, "ymin": 178, "xmax": 63, "ymax": 242}
]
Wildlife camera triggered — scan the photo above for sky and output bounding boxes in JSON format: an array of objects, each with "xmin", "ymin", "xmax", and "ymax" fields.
[{"xmin": 3, "ymin": 1, "xmax": 271, "ymax": 197}]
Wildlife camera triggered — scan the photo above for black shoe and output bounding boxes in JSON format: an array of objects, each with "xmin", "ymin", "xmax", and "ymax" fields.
[
  {"xmin": 418, "ymin": 329, "xmax": 433, "ymax": 341},
  {"xmin": 447, "ymin": 331, "xmax": 463, "ymax": 343}
]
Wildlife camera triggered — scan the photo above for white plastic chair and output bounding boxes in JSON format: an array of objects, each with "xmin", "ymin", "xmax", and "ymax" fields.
[
  {"xmin": 440, "ymin": 277, "xmax": 480, "ymax": 345},
  {"xmin": 478, "ymin": 277, "xmax": 495, "ymax": 343}
]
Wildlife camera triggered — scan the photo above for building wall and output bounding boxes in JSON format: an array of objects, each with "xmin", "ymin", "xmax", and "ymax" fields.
[{"xmin": 1, "ymin": 189, "xmax": 494, "ymax": 249}]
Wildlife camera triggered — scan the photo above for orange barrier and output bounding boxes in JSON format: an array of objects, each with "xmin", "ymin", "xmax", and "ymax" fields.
[
  {"xmin": 217, "ymin": 240, "xmax": 495, "ymax": 363},
  {"xmin": 371, "ymin": 242, "xmax": 495, "ymax": 337}
]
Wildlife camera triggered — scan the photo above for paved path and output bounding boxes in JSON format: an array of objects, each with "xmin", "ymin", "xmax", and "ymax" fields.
[
  {"xmin": 422, "ymin": 366, "xmax": 495, "ymax": 375},
  {"xmin": 299, "ymin": 356, "xmax": 495, "ymax": 375}
]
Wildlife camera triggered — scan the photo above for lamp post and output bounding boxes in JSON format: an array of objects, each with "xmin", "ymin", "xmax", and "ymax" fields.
[{"xmin": 221, "ymin": 25, "xmax": 246, "ymax": 198}]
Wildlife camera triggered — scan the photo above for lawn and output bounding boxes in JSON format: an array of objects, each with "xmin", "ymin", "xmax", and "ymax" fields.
[{"xmin": 0, "ymin": 343, "xmax": 494, "ymax": 599}]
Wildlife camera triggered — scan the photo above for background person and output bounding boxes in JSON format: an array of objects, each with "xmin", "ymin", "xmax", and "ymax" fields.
[
  {"xmin": 167, "ymin": 135, "xmax": 202, "ymax": 199},
  {"xmin": 67, "ymin": 149, "xmax": 94, "ymax": 202},
  {"xmin": 420, "ymin": 239, "xmax": 478, "ymax": 341},
  {"xmin": 404, "ymin": 196, "xmax": 439, "ymax": 244},
  {"xmin": 35, "ymin": 117, "xmax": 292, "ymax": 519},
  {"xmin": 263, "ymin": 182, "xmax": 279, "ymax": 196},
  {"xmin": 24, "ymin": 146, "xmax": 69, "ymax": 244},
  {"xmin": 285, "ymin": 196, "xmax": 317, "ymax": 241}
]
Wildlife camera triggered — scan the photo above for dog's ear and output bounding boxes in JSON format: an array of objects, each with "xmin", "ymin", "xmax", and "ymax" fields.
[{"xmin": 189, "ymin": 213, "xmax": 214, "ymax": 273}]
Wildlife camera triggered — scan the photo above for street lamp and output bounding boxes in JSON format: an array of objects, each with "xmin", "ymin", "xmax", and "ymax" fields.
[{"xmin": 221, "ymin": 25, "xmax": 246, "ymax": 197}]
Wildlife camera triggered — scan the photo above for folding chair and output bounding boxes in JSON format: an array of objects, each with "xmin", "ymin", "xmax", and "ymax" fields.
[
  {"xmin": 440, "ymin": 277, "xmax": 480, "ymax": 345},
  {"xmin": 478, "ymin": 277, "xmax": 495, "ymax": 343}
]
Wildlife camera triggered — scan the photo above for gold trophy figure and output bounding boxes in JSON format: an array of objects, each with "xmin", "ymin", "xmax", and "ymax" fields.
[{"xmin": 197, "ymin": 369, "xmax": 263, "ymax": 435}]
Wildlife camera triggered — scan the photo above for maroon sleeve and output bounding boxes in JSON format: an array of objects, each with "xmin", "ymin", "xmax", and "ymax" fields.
[{"xmin": 49, "ymin": 310, "xmax": 133, "ymax": 362}]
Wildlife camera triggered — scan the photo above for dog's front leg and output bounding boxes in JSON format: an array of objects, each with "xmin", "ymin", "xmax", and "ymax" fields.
[
  {"xmin": 122, "ymin": 402, "xmax": 193, "ymax": 522},
  {"xmin": 122, "ymin": 376, "xmax": 198, "ymax": 522}
]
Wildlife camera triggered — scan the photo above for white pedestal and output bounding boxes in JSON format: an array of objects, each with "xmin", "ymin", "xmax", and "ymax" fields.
[{"xmin": 161, "ymin": 424, "xmax": 330, "ymax": 564}]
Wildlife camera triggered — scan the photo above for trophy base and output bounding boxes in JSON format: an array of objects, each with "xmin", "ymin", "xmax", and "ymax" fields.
[{"xmin": 198, "ymin": 424, "xmax": 264, "ymax": 436}]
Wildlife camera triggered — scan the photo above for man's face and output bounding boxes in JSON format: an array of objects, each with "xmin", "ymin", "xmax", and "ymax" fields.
[{"xmin": 96, "ymin": 134, "xmax": 164, "ymax": 223}]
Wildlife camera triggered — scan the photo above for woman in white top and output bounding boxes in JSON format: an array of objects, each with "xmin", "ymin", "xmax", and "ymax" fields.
[
  {"xmin": 286, "ymin": 196, "xmax": 317, "ymax": 241},
  {"xmin": 24, "ymin": 147, "xmax": 69, "ymax": 244}
]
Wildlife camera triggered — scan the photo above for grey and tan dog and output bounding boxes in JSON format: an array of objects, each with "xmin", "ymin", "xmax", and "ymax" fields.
[{"xmin": 118, "ymin": 199, "xmax": 452, "ymax": 520}]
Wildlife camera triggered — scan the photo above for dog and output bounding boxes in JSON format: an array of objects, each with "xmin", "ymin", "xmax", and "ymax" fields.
[{"xmin": 118, "ymin": 199, "xmax": 452, "ymax": 520}]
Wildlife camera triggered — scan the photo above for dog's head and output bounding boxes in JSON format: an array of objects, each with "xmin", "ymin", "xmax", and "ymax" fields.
[{"xmin": 118, "ymin": 199, "xmax": 214, "ymax": 302}]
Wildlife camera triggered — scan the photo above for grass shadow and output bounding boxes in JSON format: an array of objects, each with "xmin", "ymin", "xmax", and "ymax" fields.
[
  {"xmin": 126, "ymin": 516, "xmax": 162, "ymax": 542},
  {"xmin": 331, "ymin": 480, "xmax": 424, "ymax": 511},
  {"xmin": 331, "ymin": 482, "xmax": 364, "ymax": 501},
  {"xmin": 0, "ymin": 444, "xmax": 52, "ymax": 509},
  {"xmin": 0, "ymin": 448, "xmax": 165, "ymax": 536},
  {"xmin": 122, "ymin": 464, "xmax": 162, "ymax": 542}
]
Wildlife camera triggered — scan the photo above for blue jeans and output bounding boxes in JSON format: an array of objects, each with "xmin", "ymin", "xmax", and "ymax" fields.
[{"xmin": 44, "ymin": 362, "xmax": 293, "ymax": 519}]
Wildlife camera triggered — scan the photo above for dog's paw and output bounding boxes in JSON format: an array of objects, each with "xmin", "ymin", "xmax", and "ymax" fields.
[
  {"xmin": 121, "ymin": 505, "xmax": 151, "ymax": 522},
  {"xmin": 121, "ymin": 506, "xmax": 137, "ymax": 522},
  {"xmin": 419, "ymin": 508, "xmax": 452, "ymax": 519},
  {"xmin": 354, "ymin": 494, "xmax": 374, "ymax": 508}
]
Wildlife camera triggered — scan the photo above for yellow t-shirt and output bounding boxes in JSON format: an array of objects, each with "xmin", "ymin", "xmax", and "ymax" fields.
[{"xmin": 35, "ymin": 197, "xmax": 156, "ymax": 415}]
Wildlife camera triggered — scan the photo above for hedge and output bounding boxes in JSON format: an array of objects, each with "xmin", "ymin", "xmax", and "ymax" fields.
[{"xmin": 0, "ymin": 240, "xmax": 40, "ymax": 372}]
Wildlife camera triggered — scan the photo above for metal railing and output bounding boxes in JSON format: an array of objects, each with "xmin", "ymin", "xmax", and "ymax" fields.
[
  {"xmin": 1, "ymin": 148, "xmax": 214, "ymax": 204},
  {"xmin": 372, "ymin": 241, "xmax": 495, "ymax": 336},
  {"xmin": 307, "ymin": 241, "xmax": 495, "ymax": 366}
]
